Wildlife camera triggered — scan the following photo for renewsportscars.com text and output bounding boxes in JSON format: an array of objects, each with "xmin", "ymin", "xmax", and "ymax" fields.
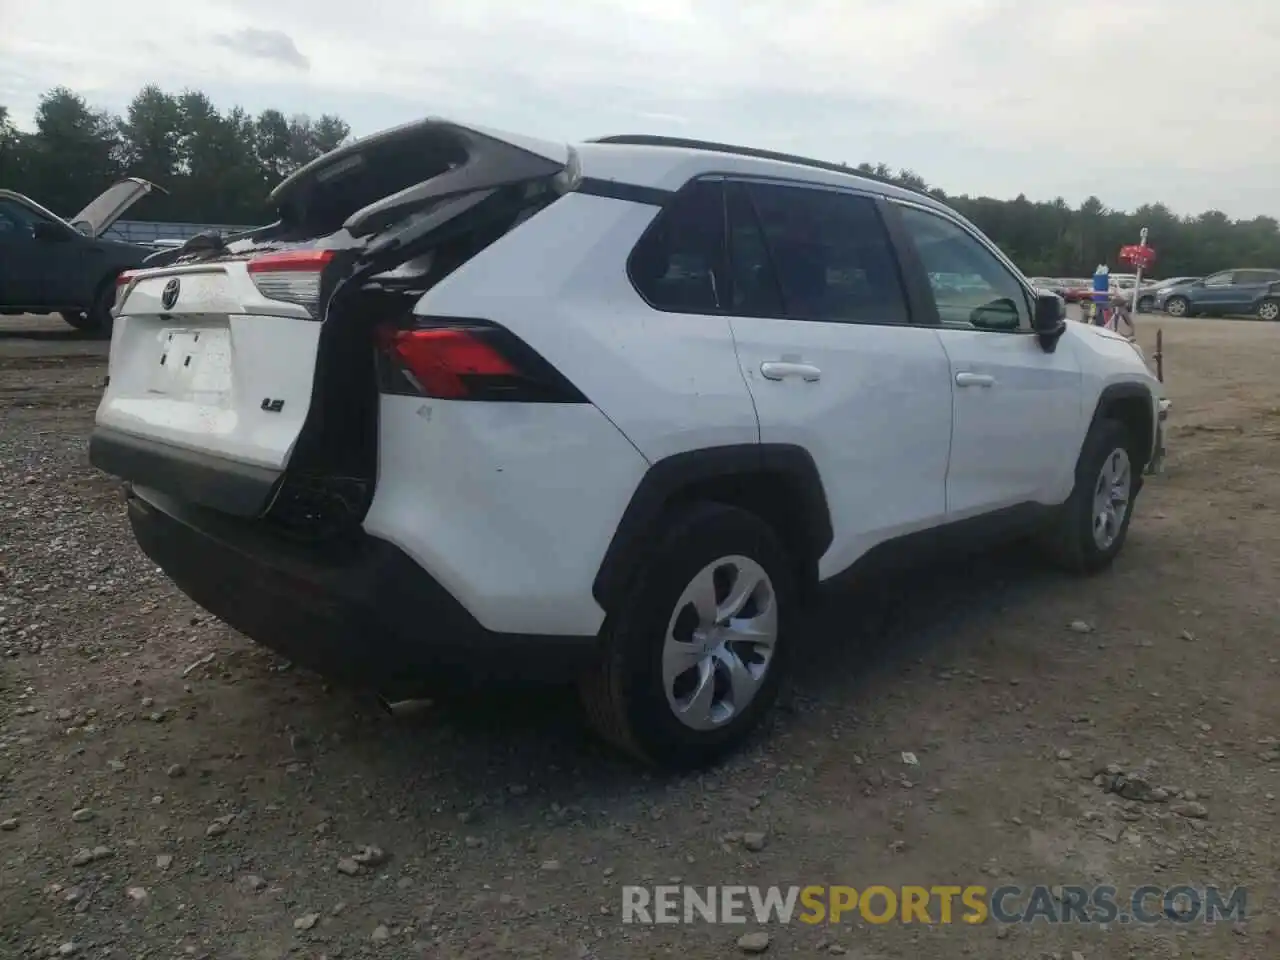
[{"xmin": 621, "ymin": 884, "xmax": 1246, "ymax": 926}]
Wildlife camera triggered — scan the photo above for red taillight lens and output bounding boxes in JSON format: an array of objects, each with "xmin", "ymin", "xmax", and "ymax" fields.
[
  {"xmin": 247, "ymin": 249, "xmax": 335, "ymax": 317},
  {"xmin": 113, "ymin": 271, "xmax": 139, "ymax": 313},
  {"xmin": 377, "ymin": 327, "xmax": 516, "ymax": 399},
  {"xmin": 374, "ymin": 319, "xmax": 586, "ymax": 403}
]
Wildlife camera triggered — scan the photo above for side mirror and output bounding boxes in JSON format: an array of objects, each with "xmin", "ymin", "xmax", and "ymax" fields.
[
  {"xmin": 1032, "ymin": 292, "xmax": 1066, "ymax": 348},
  {"xmin": 970, "ymin": 298, "xmax": 1022, "ymax": 331},
  {"xmin": 32, "ymin": 222, "xmax": 70, "ymax": 242}
]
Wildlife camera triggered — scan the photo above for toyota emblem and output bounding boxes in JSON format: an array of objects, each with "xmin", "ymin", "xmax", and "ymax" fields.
[{"xmin": 161, "ymin": 277, "xmax": 181, "ymax": 310}]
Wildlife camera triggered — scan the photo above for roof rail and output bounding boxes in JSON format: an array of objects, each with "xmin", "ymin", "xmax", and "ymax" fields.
[{"xmin": 587, "ymin": 134, "xmax": 926, "ymax": 196}]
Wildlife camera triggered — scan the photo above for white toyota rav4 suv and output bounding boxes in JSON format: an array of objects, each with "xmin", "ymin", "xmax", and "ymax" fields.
[{"xmin": 91, "ymin": 120, "xmax": 1169, "ymax": 768}]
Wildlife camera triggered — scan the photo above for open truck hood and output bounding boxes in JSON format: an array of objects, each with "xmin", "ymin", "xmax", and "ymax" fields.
[
  {"xmin": 70, "ymin": 177, "xmax": 163, "ymax": 238},
  {"xmin": 269, "ymin": 118, "xmax": 570, "ymax": 238}
]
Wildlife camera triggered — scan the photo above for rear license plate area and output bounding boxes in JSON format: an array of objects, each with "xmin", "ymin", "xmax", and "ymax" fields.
[{"xmin": 150, "ymin": 327, "xmax": 232, "ymax": 400}]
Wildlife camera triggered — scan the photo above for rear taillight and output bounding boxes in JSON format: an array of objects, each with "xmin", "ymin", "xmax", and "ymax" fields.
[
  {"xmin": 374, "ymin": 319, "xmax": 586, "ymax": 403},
  {"xmin": 113, "ymin": 271, "xmax": 138, "ymax": 313},
  {"xmin": 247, "ymin": 249, "xmax": 335, "ymax": 317}
]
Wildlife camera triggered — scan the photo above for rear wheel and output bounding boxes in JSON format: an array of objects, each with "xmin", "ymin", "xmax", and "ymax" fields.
[
  {"xmin": 1040, "ymin": 418, "xmax": 1139, "ymax": 574},
  {"xmin": 1165, "ymin": 296, "xmax": 1189, "ymax": 317},
  {"xmin": 60, "ymin": 278, "xmax": 115, "ymax": 338},
  {"xmin": 1258, "ymin": 298, "xmax": 1279, "ymax": 322},
  {"xmin": 580, "ymin": 503, "xmax": 795, "ymax": 769}
]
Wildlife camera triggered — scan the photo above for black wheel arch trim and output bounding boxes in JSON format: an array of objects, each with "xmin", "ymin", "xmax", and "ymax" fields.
[
  {"xmin": 1089, "ymin": 382, "xmax": 1156, "ymax": 466},
  {"xmin": 591, "ymin": 443, "xmax": 833, "ymax": 612},
  {"xmin": 1093, "ymin": 381, "xmax": 1154, "ymax": 414}
]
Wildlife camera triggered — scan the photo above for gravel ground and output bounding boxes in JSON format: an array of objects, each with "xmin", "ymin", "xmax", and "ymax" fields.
[{"xmin": 1, "ymin": 312, "xmax": 1278, "ymax": 959}]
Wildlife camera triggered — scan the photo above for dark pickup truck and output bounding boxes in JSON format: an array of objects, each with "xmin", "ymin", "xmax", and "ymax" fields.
[{"xmin": 0, "ymin": 178, "xmax": 163, "ymax": 336}]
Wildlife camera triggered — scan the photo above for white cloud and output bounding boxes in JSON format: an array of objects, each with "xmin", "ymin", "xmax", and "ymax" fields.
[
  {"xmin": 213, "ymin": 28, "xmax": 311, "ymax": 71},
  {"xmin": 1, "ymin": 0, "xmax": 1277, "ymax": 216}
]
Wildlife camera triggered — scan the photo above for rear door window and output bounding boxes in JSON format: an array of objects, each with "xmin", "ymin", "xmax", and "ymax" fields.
[
  {"xmin": 628, "ymin": 179, "xmax": 726, "ymax": 313},
  {"xmin": 741, "ymin": 182, "xmax": 909, "ymax": 325}
]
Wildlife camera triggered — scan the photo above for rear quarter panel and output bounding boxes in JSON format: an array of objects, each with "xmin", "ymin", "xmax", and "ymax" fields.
[
  {"xmin": 406, "ymin": 191, "xmax": 760, "ymax": 463},
  {"xmin": 362, "ymin": 397, "xmax": 650, "ymax": 636},
  {"xmin": 373, "ymin": 190, "xmax": 762, "ymax": 635}
]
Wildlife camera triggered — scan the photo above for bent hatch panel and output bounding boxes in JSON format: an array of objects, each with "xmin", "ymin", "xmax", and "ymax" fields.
[{"xmin": 269, "ymin": 118, "xmax": 568, "ymax": 238}]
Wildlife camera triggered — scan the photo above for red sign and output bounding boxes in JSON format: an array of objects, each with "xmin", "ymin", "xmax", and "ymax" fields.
[{"xmin": 1119, "ymin": 244, "xmax": 1157, "ymax": 270}]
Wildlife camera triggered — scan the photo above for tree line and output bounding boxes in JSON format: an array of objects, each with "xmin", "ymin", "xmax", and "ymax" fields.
[
  {"xmin": 3, "ymin": 85, "xmax": 1278, "ymax": 279},
  {"xmin": 0, "ymin": 87, "xmax": 349, "ymax": 228}
]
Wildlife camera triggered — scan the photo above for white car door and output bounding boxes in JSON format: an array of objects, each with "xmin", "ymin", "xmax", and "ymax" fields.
[
  {"xmin": 723, "ymin": 179, "xmax": 955, "ymax": 578},
  {"xmin": 888, "ymin": 200, "xmax": 1083, "ymax": 517}
]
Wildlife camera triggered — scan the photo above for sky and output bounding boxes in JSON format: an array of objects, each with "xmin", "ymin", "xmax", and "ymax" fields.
[{"xmin": 1, "ymin": 0, "xmax": 1277, "ymax": 219}]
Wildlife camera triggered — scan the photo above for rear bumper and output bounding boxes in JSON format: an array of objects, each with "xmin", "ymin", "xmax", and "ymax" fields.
[
  {"xmin": 126, "ymin": 488, "xmax": 600, "ymax": 692},
  {"xmin": 90, "ymin": 426, "xmax": 278, "ymax": 517}
]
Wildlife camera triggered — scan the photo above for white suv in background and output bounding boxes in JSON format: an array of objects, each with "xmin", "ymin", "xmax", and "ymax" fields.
[{"xmin": 90, "ymin": 121, "xmax": 1169, "ymax": 768}]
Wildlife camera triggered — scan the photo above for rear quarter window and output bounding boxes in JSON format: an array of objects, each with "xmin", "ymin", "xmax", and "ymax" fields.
[{"xmin": 627, "ymin": 180, "xmax": 726, "ymax": 314}]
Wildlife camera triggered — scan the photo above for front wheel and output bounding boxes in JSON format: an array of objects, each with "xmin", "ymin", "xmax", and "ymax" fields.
[
  {"xmin": 1165, "ymin": 296, "xmax": 1189, "ymax": 317},
  {"xmin": 1258, "ymin": 298, "xmax": 1279, "ymax": 322},
  {"xmin": 1040, "ymin": 418, "xmax": 1139, "ymax": 574},
  {"xmin": 580, "ymin": 503, "xmax": 796, "ymax": 769}
]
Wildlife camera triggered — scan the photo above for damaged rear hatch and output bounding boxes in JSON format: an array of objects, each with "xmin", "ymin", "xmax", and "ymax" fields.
[{"xmin": 91, "ymin": 119, "xmax": 568, "ymax": 518}]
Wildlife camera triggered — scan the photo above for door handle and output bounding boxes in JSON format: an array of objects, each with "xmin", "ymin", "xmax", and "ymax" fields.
[
  {"xmin": 955, "ymin": 372, "xmax": 996, "ymax": 388},
  {"xmin": 761, "ymin": 361, "xmax": 821, "ymax": 382}
]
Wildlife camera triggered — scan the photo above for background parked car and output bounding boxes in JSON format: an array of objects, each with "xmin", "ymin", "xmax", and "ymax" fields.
[
  {"xmin": 1058, "ymin": 279, "xmax": 1095, "ymax": 303},
  {"xmin": 1029, "ymin": 277, "xmax": 1067, "ymax": 297},
  {"xmin": 1135, "ymin": 276, "xmax": 1200, "ymax": 312},
  {"xmin": 0, "ymin": 177, "xmax": 163, "ymax": 336},
  {"xmin": 1158, "ymin": 269, "xmax": 1280, "ymax": 320}
]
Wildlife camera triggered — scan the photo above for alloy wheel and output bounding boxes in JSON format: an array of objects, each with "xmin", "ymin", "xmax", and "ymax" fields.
[
  {"xmin": 1092, "ymin": 448, "xmax": 1132, "ymax": 551},
  {"xmin": 661, "ymin": 556, "xmax": 777, "ymax": 731}
]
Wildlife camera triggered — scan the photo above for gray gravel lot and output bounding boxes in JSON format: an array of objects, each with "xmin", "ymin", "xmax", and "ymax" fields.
[{"xmin": 1, "ymin": 311, "xmax": 1278, "ymax": 959}]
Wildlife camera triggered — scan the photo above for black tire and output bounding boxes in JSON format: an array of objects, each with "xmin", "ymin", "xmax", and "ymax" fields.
[
  {"xmin": 60, "ymin": 309, "xmax": 92, "ymax": 331},
  {"xmin": 1257, "ymin": 298, "xmax": 1280, "ymax": 322},
  {"xmin": 580, "ymin": 502, "xmax": 797, "ymax": 770},
  {"xmin": 1137, "ymin": 296, "xmax": 1154, "ymax": 313},
  {"xmin": 1164, "ymin": 296, "xmax": 1189, "ymax": 318},
  {"xmin": 61, "ymin": 278, "xmax": 116, "ymax": 338},
  {"xmin": 1040, "ymin": 418, "xmax": 1140, "ymax": 575}
]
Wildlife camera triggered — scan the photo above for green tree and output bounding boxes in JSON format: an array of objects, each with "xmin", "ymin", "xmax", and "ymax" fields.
[
  {"xmin": 177, "ymin": 93, "xmax": 269, "ymax": 224},
  {"xmin": 0, "ymin": 105, "xmax": 24, "ymax": 185},
  {"xmin": 253, "ymin": 108, "xmax": 294, "ymax": 185},
  {"xmin": 23, "ymin": 88, "xmax": 122, "ymax": 217},
  {"xmin": 2, "ymin": 84, "xmax": 1279, "ymax": 278},
  {"xmin": 118, "ymin": 85, "xmax": 184, "ymax": 209}
]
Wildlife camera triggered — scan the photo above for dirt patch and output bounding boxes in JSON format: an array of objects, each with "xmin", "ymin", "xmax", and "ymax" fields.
[{"xmin": 1, "ymin": 313, "xmax": 1277, "ymax": 958}]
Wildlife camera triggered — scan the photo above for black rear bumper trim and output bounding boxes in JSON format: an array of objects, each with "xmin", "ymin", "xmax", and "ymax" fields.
[
  {"xmin": 89, "ymin": 426, "xmax": 279, "ymax": 517},
  {"xmin": 126, "ymin": 490, "xmax": 599, "ymax": 693}
]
